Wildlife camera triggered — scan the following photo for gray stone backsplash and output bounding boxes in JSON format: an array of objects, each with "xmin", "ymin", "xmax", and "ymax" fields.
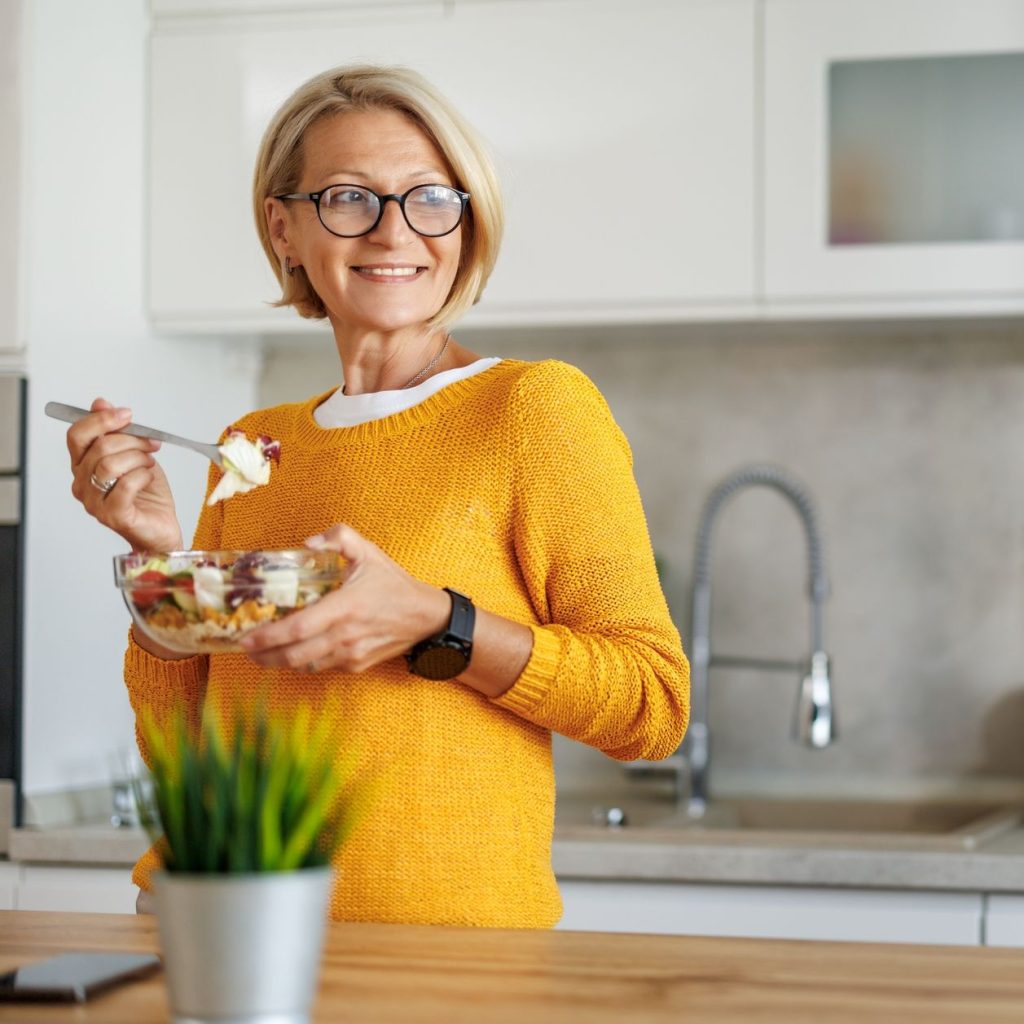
[{"xmin": 259, "ymin": 319, "xmax": 1024, "ymax": 801}]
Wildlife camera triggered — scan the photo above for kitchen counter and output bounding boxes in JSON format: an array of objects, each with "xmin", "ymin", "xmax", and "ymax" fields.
[
  {"xmin": 551, "ymin": 820, "xmax": 1024, "ymax": 892},
  {"xmin": 551, "ymin": 788, "xmax": 1024, "ymax": 893},
  {"xmin": 9, "ymin": 825, "xmax": 1024, "ymax": 893},
  {"xmin": 1, "ymin": 909, "xmax": 1023, "ymax": 1023},
  {"xmin": 10, "ymin": 800, "xmax": 1024, "ymax": 894},
  {"xmin": 9, "ymin": 824, "xmax": 150, "ymax": 867}
]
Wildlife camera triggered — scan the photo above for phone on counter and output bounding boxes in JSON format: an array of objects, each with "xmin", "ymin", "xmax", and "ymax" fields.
[{"xmin": 0, "ymin": 952, "xmax": 161, "ymax": 1003}]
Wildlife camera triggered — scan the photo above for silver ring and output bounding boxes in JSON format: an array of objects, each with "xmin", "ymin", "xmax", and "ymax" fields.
[{"xmin": 89, "ymin": 472, "xmax": 118, "ymax": 495}]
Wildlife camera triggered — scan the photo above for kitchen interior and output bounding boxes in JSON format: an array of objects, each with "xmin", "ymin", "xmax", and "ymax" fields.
[{"xmin": 2, "ymin": 0, "xmax": 1024, "ymax": 1019}]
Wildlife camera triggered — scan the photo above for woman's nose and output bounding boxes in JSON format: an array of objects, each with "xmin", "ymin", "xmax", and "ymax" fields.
[{"xmin": 368, "ymin": 198, "xmax": 414, "ymax": 245}]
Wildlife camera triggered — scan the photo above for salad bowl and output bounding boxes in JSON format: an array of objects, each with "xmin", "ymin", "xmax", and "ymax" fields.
[{"xmin": 114, "ymin": 549, "xmax": 344, "ymax": 653}]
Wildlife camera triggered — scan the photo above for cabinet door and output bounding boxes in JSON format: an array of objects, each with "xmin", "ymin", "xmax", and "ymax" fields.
[
  {"xmin": 17, "ymin": 866, "xmax": 139, "ymax": 914},
  {"xmin": 986, "ymin": 895, "xmax": 1024, "ymax": 947},
  {"xmin": 557, "ymin": 880, "xmax": 983, "ymax": 945},
  {"xmin": 148, "ymin": 0, "xmax": 756, "ymax": 331},
  {"xmin": 763, "ymin": 0, "xmax": 1024, "ymax": 313},
  {"xmin": 450, "ymin": 0, "xmax": 756, "ymax": 324},
  {"xmin": 150, "ymin": 0, "xmax": 436, "ymax": 15}
]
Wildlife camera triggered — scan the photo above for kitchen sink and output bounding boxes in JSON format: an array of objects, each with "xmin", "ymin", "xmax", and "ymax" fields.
[{"xmin": 554, "ymin": 795, "xmax": 1024, "ymax": 850}]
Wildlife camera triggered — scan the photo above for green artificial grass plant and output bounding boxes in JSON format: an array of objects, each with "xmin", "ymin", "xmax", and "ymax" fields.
[{"xmin": 134, "ymin": 699, "xmax": 369, "ymax": 874}]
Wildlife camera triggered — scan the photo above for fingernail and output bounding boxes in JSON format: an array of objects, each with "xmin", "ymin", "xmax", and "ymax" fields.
[
  {"xmin": 116, "ymin": 407, "xmax": 131, "ymax": 419},
  {"xmin": 239, "ymin": 636, "xmax": 255, "ymax": 649},
  {"xmin": 304, "ymin": 535, "xmax": 326, "ymax": 548}
]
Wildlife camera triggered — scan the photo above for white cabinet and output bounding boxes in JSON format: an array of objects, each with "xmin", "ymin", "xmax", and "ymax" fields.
[
  {"xmin": 763, "ymin": 0, "xmax": 1024, "ymax": 314},
  {"xmin": 985, "ymin": 895, "xmax": 1024, "ymax": 948},
  {"xmin": 0, "ymin": 863, "xmax": 19, "ymax": 910},
  {"xmin": 147, "ymin": 0, "xmax": 756, "ymax": 331},
  {"xmin": 16, "ymin": 866, "xmax": 138, "ymax": 914},
  {"xmin": 150, "ymin": 0, "xmax": 437, "ymax": 15},
  {"xmin": 449, "ymin": 0, "xmax": 756, "ymax": 325},
  {"xmin": 148, "ymin": 0, "xmax": 1024, "ymax": 327},
  {"xmin": 557, "ymin": 880, "xmax": 984, "ymax": 946}
]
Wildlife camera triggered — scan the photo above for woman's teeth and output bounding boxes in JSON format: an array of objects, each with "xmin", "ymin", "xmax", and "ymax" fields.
[{"xmin": 357, "ymin": 266, "xmax": 420, "ymax": 277}]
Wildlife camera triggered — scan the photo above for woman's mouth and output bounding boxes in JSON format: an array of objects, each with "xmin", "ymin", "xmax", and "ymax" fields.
[{"xmin": 351, "ymin": 265, "xmax": 426, "ymax": 281}]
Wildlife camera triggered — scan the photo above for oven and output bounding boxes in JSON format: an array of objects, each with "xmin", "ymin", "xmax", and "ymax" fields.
[{"xmin": 0, "ymin": 376, "xmax": 25, "ymax": 823}]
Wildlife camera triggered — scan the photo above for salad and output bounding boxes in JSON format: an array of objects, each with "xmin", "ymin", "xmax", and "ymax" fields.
[
  {"xmin": 116, "ymin": 550, "xmax": 342, "ymax": 653},
  {"xmin": 207, "ymin": 431, "xmax": 281, "ymax": 505}
]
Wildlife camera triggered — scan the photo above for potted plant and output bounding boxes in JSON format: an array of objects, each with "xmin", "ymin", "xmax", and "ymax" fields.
[{"xmin": 135, "ymin": 697, "xmax": 367, "ymax": 1024}]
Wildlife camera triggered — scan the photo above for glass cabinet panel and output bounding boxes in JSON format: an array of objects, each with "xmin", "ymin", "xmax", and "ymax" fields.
[{"xmin": 828, "ymin": 52, "xmax": 1024, "ymax": 246}]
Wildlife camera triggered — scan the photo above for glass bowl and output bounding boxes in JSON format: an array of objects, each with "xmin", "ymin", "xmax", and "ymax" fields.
[{"xmin": 113, "ymin": 549, "xmax": 345, "ymax": 654}]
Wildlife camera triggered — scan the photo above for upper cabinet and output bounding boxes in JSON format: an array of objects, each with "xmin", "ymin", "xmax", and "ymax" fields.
[
  {"xmin": 147, "ymin": 0, "xmax": 1024, "ymax": 331},
  {"xmin": 762, "ymin": 0, "xmax": 1024, "ymax": 315},
  {"xmin": 150, "ymin": 0, "xmax": 440, "ymax": 12},
  {"xmin": 147, "ymin": 0, "xmax": 757, "ymax": 332}
]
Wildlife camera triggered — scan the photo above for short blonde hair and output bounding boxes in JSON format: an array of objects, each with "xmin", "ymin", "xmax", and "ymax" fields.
[{"xmin": 253, "ymin": 65, "xmax": 503, "ymax": 330}]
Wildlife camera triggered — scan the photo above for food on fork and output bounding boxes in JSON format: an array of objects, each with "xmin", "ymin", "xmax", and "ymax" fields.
[{"xmin": 207, "ymin": 431, "xmax": 282, "ymax": 505}]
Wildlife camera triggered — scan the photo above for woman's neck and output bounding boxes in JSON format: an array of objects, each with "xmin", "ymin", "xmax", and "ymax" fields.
[{"xmin": 331, "ymin": 322, "xmax": 478, "ymax": 396}]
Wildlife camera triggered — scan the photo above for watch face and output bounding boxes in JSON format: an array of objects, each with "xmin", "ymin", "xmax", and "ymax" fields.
[{"xmin": 411, "ymin": 643, "xmax": 469, "ymax": 681}]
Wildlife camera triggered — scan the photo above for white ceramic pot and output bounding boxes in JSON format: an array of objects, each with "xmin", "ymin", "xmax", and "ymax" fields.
[{"xmin": 153, "ymin": 866, "xmax": 334, "ymax": 1024}]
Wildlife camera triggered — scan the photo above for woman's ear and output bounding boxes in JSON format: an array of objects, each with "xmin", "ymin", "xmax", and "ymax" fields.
[{"xmin": 264, "ymin": 196, "xmax": 297, "ymax": 266}]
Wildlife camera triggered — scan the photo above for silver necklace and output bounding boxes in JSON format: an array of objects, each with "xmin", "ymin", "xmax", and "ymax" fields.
[
  {"xmin": 342, "ymin": 334, "xmax": 450, "ymax": 395},
  {"xmin": 400, "ymin": 333, "xmax": 450, "ymax": 389}
]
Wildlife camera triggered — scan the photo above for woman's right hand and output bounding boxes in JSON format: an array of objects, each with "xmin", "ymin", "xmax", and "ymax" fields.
[{"xmin": 67, "ymin": 397, "xmax": 184, "ymax": 553}]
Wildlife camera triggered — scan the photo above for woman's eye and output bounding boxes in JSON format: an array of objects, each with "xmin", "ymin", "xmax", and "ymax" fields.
[
  {"xmin": 325, "ymin": 189, "xmax": 370, "ymax": 207},
  {"xmin": 411, "ymin": 187, "xmax": 456, "ymax": 208}
]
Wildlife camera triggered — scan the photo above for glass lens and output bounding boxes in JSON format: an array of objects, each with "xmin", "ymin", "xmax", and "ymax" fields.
[
  {"xmin": 318, "ymin": 185, "xmax": 380, "ymax": 236},
  {"xmin": 404, "ymin": 185, "xmax": 465, "ymax": 236}
]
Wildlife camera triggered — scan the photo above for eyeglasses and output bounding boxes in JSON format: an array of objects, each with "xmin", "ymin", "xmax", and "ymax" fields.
[{"xmin": 274, "ymin": 183, "xmax": 471, "ymax": 238}]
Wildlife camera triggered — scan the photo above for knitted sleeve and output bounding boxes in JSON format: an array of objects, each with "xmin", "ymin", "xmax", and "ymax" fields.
[
  {"xmin": 491, "ymin": 361, "xmax": 690, "ymax": 762},
  {"xmin": 123, "ymin": 459, "xmax": 224, "ymax": 766}
]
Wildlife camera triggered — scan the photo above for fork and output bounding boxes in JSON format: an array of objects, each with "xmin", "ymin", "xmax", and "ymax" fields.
[{"xmin": 45, "ymin": 402, "xmax": 225, "ymax": 469}]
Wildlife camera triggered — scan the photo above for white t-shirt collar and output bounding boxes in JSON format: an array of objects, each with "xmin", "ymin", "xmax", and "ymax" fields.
[{"xmin": 314, "ymin": 357, "xmax": 502, "ymax": 428}]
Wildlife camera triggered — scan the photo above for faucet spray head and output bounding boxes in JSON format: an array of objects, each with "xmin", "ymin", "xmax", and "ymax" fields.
[{"xmin": 795, "ymin": 651, "xmax": 835, "ymax": 748}]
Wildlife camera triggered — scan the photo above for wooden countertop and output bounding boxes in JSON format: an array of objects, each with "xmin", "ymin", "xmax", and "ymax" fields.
[{"xmin": 1, "ymin": 911, "xmax": 1024, "ymax": 1022}]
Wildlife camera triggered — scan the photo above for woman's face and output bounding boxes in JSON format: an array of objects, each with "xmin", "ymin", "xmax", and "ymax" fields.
[{"xmin": 270, "ymin": 108, "xmax": 464, "ymax": 335}]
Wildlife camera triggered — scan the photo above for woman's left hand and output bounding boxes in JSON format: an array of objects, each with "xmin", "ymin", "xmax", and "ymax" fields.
[{"xmin": 239, "ymin": 523, "xmax": 450, "ymax": 674}]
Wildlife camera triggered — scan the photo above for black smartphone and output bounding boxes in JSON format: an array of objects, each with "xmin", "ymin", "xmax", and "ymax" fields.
[{"xmin": 0, "ymin": 952, "xmax": 161, "ymax": 1003}]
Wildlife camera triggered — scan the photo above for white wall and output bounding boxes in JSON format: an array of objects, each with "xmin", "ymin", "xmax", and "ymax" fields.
[
  {"xmin": 0, "ymin": 0, "xmax": 21, "ymax": 354},
  {"xmin": 21, "ymin": 0, "xmax": 260, "ymax": 796}
]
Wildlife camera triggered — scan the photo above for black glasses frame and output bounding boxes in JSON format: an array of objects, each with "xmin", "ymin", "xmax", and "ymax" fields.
[{"xmin": 274, "ymin": 183, "xmax": 471, "ymax": 238}]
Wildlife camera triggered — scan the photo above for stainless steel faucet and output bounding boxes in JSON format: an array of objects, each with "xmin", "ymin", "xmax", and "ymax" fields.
[{"xmin": 684, "ymin": 464, "xmax": 835, "ymax": 816}]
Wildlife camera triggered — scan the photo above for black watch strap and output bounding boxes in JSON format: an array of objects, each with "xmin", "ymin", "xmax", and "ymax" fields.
[
  {"xmin": 445, "ymin": 588, "xmax": 475, "ymax": 643},
  {"xmin": 405, "ymin": 588, "xmax": 475, "ymax": 680}
]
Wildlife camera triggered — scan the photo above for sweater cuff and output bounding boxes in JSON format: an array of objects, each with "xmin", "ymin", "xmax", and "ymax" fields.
[
  {"xmin": 490, "ymin": 624, "xmax": 562, "ymax": 716},
  {"xmin": 123, "ymin": 627, "xmax": 207, "ymax": 704},
  {"xmin": 131, "ymin": 845, "xmax": 164, "ymax": 893}
]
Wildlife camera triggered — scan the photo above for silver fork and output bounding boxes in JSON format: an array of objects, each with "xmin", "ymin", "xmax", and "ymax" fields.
[{"xmin": 45, "ymin": 402, "xmax": 225, "ymax": 469}]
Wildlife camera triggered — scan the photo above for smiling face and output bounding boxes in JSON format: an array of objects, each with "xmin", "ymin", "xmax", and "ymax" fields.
[{"xmin": 266, "ymin": 108, "xmax": 464, "ymax": 337}]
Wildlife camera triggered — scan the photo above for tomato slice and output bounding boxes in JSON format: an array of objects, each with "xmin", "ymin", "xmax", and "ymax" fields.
[{"xmin": 132, "ymin": 570, "xmax": 172, "ymax": 609}]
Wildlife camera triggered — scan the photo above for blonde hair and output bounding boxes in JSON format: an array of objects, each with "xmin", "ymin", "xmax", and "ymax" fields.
[{"xmin": 252, "ymin": 65, "xmax": 503, "ymax": 330}]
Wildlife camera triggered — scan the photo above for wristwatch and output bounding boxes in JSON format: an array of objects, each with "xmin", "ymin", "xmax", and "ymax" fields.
[{"xmin": 406, "ymin": 588, "xmax": 475, "ymax": 680}]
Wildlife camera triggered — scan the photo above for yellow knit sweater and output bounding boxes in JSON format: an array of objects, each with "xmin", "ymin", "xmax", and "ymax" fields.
[{"xmin": 124, "ymin": 358, "xmax": 689, "ymax": 927}]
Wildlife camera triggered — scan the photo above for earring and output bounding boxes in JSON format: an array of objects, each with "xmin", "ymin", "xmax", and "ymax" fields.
[{"xmin": 283, "ymin": 256, "xmax": 295, "ymax": 277}]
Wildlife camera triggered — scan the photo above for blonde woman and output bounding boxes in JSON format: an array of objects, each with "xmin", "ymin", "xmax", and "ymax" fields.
[{"xmin": 65, "ymin": 65, "xmax": 689, "ymax": 928}]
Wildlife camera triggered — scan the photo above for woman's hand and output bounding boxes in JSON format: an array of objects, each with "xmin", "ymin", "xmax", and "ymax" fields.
[
  {"xmin": 240, "ymin": 524, "xmax": 451, "ymax": 674},
  {"xmin": 67, "ymin": 397, "xmax": 184, "ymax": 553}
]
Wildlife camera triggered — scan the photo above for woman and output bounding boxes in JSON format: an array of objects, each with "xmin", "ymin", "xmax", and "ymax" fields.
[{"xmin": 65, "ymin": 65, "xmax": 689, "ymax": 928}]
